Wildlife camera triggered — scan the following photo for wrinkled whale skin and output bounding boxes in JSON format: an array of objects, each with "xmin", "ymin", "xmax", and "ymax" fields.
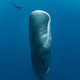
[{"xmin": 29, "ymin": 10, "xmax": 52, "ymax": 80}]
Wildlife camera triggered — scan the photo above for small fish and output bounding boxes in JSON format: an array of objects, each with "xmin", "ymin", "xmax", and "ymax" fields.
[{"xmin": 11, "ymin": 3, "xmax": 22, "ymax": 10}]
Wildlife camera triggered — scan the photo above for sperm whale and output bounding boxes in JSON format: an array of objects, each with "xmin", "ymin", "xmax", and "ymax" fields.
[{"xmin": 29, "ymin": 10, "xmax": 52, "ymax": 80}]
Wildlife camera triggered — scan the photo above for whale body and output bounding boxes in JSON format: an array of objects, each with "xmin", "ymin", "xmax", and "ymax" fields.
[{"xmin": 29, "ymin": 10, "xmax": 52, "ymax": 80}]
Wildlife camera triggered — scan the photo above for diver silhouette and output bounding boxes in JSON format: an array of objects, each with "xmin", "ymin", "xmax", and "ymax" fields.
[{"xmin": 11, "ymin": 3, "xmax": 22, "ymax": 10}]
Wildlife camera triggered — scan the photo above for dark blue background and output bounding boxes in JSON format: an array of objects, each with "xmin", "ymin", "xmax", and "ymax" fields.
[{"xmin": 0, "ymin": 0, "xmax": 80, "ymax": 80}]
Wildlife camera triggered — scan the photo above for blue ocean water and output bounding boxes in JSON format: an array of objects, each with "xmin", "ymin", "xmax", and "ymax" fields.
[{"xmin": 0, "ymin": 0, "xmax": 80, "ymax": 80}]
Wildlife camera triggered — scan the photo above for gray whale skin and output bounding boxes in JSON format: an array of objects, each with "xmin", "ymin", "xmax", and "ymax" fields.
[{"xmin": 29, "ymin": 10, "xmax": 52, "ymax": 80}]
